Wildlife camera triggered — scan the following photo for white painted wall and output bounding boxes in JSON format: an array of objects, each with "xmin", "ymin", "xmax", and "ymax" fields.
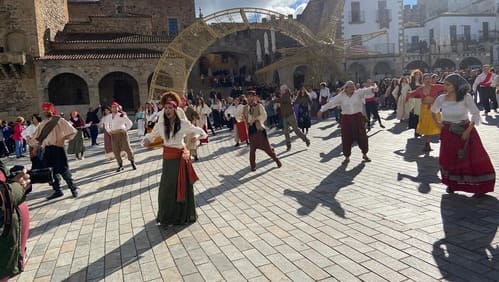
[{"xmin": 342, "ymin": 0, "xmax": 402, "ymax": 55}]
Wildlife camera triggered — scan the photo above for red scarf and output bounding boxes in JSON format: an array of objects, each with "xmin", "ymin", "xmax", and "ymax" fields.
[
  {"xmin": 480, "ymin": 72, "xmax": 493, "ymax": 87},
  {"xmin": 162, "ymin": 147, "xmax": 198, "ymax": 202}
]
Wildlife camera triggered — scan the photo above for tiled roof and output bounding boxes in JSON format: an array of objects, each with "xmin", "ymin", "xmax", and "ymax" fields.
[
  {"xmin": 36, "ymin": 49, "xmax": 163, "ymax": 60},
  {"xmin": 56, "ymin": 33, "xmax": 172, "ymax": 44}
]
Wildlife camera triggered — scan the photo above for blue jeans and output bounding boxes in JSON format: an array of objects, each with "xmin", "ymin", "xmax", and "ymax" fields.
[{"xmin": 14, "ymin": 140, "xmax": 23, "ymax": 157}]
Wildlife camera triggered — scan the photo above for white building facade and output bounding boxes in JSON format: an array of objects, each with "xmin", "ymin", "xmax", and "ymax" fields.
[{"xmin": 341, "ymin": 0, "xmax": 404, "ymax": 81}]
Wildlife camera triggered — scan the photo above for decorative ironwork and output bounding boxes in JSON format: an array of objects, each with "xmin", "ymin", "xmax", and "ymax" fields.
[{"xmin": 149, "ymin": 7, "xmax": 336, "ymax": 100}]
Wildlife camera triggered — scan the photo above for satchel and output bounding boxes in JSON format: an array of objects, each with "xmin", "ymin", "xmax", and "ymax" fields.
[{"xmin": 28, "ymin": 168, "xmax": 54, "ymax": 185}]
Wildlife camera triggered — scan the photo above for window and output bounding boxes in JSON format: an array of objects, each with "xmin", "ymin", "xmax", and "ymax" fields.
[
  {"xmin": 351, "ymin": 2, "xmax": 361, "ymax": 23},
  {"xmin": 411, "ymin": 36, "xmax": 419, "ymax": 49},
  {"xmin": 450, "ymin": 25, "xmax": 457, "ymax": 43},
  {"xmin": 464, "ymin": 25, "xmax": 471, "ymax": 42},
  {"xmin": 483, "ymin": 22, "xmax": 489, "ymax": 40},
  {"xmin": 168, "ymin": 18, "xmax": 179, "ymax": 37}
]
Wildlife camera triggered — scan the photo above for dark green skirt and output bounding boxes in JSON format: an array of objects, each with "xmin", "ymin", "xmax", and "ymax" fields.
[
  {"xmin": 67, "ymin": 129, "xmax": 85, "ymax": 155},
  {"xmin": 157, "ymin": 158, "xmax": 197, "ymax": 225}
]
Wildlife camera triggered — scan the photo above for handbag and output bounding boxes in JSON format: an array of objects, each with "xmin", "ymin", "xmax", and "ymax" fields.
[{"xmin": 28, "ymin": 168, "xmax": 54, "ymax": 184}]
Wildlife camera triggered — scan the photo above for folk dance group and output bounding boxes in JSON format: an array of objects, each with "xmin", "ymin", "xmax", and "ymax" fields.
[
  {"xmin": 10, "ymin": 72, "xmax": 496, "ymax": 229},
  {"xmin": 318, "ymin": 73, "xmax": 494, "ymax": 196}
]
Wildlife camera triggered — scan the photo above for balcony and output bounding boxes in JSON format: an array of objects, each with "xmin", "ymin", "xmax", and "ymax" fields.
[
  {"xmin": 348, "ymin": 11, "xmax": 365, "ymax": 24},
  {"xmin": 0, "ymin": 52, "xmax": 27, "ymax": 65},
  {"xmin": 0, "ymin": 52, "xmax": 27, "ymax": 79}
]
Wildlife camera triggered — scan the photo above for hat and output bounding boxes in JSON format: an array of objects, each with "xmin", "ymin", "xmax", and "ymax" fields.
[
  {"xmin": 320, "ymin": 82, "xmax": 327, "ymax": 86},
  {"xmin": 111, "ymin": 101, "xmax": 120, "ymax": 107},
  {"xmin": 41, "ymin": 102, "xmax": 58, "ymax": 115},
  {"xmin": 247, "ymin": 90, "xmax": 257, "ymax": 95}
]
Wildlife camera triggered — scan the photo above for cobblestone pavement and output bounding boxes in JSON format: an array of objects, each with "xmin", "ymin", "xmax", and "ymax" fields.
[{"xmin": 6, "ymin": 110, "xmax": 499, "ymax": 282}]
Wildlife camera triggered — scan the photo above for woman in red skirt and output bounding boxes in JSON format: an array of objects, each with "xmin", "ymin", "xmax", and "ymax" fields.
[{"xmin": 431, "ymin": 73, "xmax": 495, "ymax": 196}]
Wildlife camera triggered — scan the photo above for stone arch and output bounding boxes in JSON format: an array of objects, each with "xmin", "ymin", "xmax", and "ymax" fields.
[
  {"xmin": 373, "ymin": 61, "xmax": 392, "ymax": 77},
  {"xmin": 347, "ymin": 62, "xmax": 368, "ymax": 83},
  {"xmin": 48, "ymin": 73, "xmax": 90, "ymax": 105},
  {"xmin": 293, "ymin": 65, "xmax": 307, "ymax": 89},
  {"xmin": 99, "ymin": 72, "xmax": 140, "ymax": 111},
  {"xmin": 459, "ymin": 57, "xmax": 482, "ymax": 70},
  {"xmin": 433, "ymin": 58, "xmax": 456, "ymax": 71},
  {"xmin": 405, "ymin": 60, "xmax": 430, "ymax": 72},
  {"xmin": 5, "ymin": 31, "xmax": 27, "ymax": 52},
  {"xmin": 149, "ymin": 7, "xmax": 335, "ymax": 99}
]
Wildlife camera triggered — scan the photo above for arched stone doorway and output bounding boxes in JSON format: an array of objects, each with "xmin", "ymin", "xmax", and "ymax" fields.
[
  {"xmin": 293, "ymin": 66, "xmax": 307, "ymax": 89},
  {"xmin": 347, "ymin": 63, "xmax": 368, "ymax": 83},
  {"xmin": 149, "ymin": 7, "xmax": 337, "ymax": 99},
  {"xmin": 99, "ymin": 72, "xmax": 140, "ymax": 111},
  {"xmin": 406, "ymin": 60, "xmax": 430, "ymax": 72},
  {"xmin": 433, "ymin": 58, "xmax": 456, "ymax": 71},
  {"xmin": 459, "ymin": 57, "xmax": 482, "ymax": 70},
  {"xmin": 373, "ymin": 61, "xmax": 392, "ymax": 80},
  {"xmin": 48, "ymin": 73, "xmax": 89, "ymax": 105}
]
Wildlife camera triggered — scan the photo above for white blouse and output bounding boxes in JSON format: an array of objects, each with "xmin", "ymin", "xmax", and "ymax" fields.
[
  {"xmin": 430, "ymin": 93, "xmax": 481, "ymax": 125},
  {"xmin": 320, "ymin": 87, "xmax": 375, "ymax": 115},
  {"xmin": 145, "ymin": 111, "xmax": 207, "ymax": 149}
]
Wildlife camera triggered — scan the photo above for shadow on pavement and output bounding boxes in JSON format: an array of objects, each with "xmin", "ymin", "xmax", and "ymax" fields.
[
  {"xmin": 432, "ymin": 194, "xmax": 499, "ymax": 281},
  {"xmin": 283, "ymin": 161, "xmax": 365, "ymax": 218},
  {"xmin": 483, "ymin": 115, "xmax": 499, "ymax": 127},
  {"xmin": 395, "ymin": 138, "xmax": 440, "ymax": 194},
  {"xmin": 195, "ymin": 150, "xmax": 303, "ymax": 207},
  {"xmin": 65, "ymin": 220, "xmax": 188, "ymax": 281},
  {"xmin": 29, "ymin": 181, "xmax": 157, "ymax": 238},
  {"xmin": 388, "ymin": 121, "xmax": 409, "ymax": 135}
]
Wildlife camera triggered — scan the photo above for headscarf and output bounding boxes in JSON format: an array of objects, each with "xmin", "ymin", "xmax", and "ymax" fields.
[
  {"xmin": 42, "ymin": 102, "xmax": 58, "ymax": 115},
  {"xmin": 444, "ymin": 73, "xmax": 470, "ymax": 98}
]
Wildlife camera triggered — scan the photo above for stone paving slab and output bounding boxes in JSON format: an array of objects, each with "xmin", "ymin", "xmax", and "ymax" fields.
[{"xmin": 5, "ymin": 110, "xmax": 499, "ymax": 281}]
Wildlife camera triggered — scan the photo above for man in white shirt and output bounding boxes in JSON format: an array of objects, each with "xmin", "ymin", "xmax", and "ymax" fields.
[
  {"xmin": 472, "ymin": 64, "xmax": 498, "ymax": 114},
  {"xmin": 105, "ymin": 102, "xmax": 136, "ymax": 171},
  {"xmin": 319, "ymin": 82, "xmax": 330, "ymax": 105}
]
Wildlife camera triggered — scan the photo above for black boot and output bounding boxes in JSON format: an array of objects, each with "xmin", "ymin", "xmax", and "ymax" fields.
[
  {"xmin": 46, "ymin": 191, "xmax": 64, "ymax": 200},
  {"xmin": 67, "ymin": 180, "xmax": 78, "ymax": 198},
  {"xmin": 131, "ymin": 161, "xmax": 137, "ymax": 170},
  {"xmin": 116, "ymin": 164, "xmax": 124, "ymax": 172}
]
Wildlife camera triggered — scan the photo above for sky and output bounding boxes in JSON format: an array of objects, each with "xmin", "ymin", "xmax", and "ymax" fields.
[{"xmin": 195, "ymin": 0, "xmax": 419, "ymax": 17}]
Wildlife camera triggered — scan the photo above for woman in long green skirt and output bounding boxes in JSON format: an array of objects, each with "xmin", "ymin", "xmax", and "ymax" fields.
[{"xmin": 143, "ymin": 91, "xmax": 207, "ymax": 226}]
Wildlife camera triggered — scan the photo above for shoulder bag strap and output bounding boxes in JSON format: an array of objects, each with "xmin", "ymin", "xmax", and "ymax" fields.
[{"xmin": 36, "ymin": 116, "xmax": 61, "ymax": 144}]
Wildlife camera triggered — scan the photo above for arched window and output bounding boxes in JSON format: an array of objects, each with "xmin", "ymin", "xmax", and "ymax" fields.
[{"xmin": 48, "ymin": 73, "xmax": 89, "ymax": 105}]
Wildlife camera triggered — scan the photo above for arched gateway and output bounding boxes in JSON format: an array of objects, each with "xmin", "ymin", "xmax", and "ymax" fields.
[{"xmin": 149, "ymin": 8, "xmax": 337, "ymax": 100}]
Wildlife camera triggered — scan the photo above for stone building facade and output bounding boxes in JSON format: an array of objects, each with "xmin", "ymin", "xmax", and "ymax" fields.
[{"xmin": 0, "ymin": 0, "xmax": 195, "ymax": 121}]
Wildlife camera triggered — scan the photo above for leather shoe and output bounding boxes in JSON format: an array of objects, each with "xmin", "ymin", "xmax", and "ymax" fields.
[
  {"xmin": 46, "ymin": 191, "xmax": 64, "ymax": 200},
  {"xmin": 131, "ymin": 162, "xmax": 137, "ymax": 170},
  {"xmin": 116, "ymin": 166, "xmax": 124, "ymax": 172},
  {"xmin": 71, "ymin": 189, "xmax": 78, "ymax": 198}
]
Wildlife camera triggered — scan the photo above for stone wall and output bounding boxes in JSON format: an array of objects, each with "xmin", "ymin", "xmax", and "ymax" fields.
[
  {"xmin": 36, "ymin": 58, "xmax": 160, "ymax": 115},
  {"xmin": 63, "ymin": 16, "xmax": 153, "ymax": 34},
  {"xmin": 0, "ymin": 0, "xmax": 41, "ymax": 55},
  {"xmin": 35, "ymin": 0, "xmax": 68, "ymax": 54},
  {"xmin": 68, "ymin": 0, "xmax": 195, "ymax": 35},
  {"xmin": 0, "ymin": 78, "xmax": 38, "ymax": 121}
]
